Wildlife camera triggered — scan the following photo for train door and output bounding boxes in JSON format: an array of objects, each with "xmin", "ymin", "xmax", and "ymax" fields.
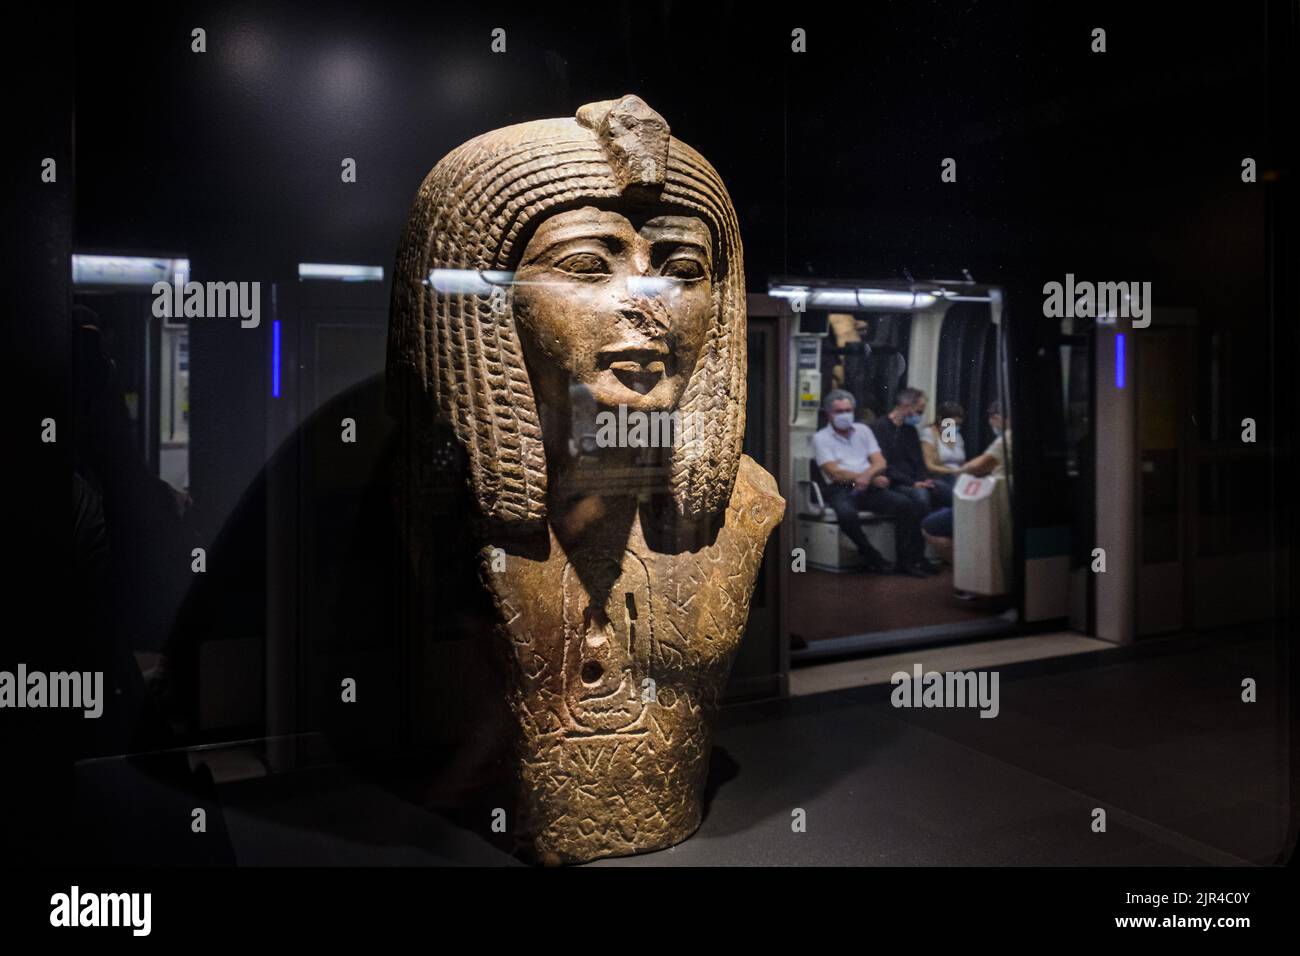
[
  {"xmin": 1089, "ymin": 308, "xmax": 1274, "ymax": 642},
  {"xmin": 772, "ymin": 281, "xmax": 1020, "ymax": 661}
]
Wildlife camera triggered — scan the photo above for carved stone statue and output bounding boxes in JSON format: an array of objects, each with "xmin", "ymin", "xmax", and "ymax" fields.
[{"xmin": 387, "ymin": 94, "xmax": 783, "ymax": 864}]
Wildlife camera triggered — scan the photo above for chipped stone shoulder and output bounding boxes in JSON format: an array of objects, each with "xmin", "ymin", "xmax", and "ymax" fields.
[{"xmin": 732, "ymin": 454, "xmax": 786, "ymax": 526}]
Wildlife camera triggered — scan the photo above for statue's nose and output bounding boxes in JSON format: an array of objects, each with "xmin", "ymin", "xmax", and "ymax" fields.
[{"xmin": 615, "ymin": 292, "xmax": 672, "ymax": 339}]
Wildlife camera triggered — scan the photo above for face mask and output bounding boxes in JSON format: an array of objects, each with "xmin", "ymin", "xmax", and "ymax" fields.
[
  {"xmin": 903, "ymin": 413, "xmax": 923, "ymax": 427},
  {"xmin": 991, "ymin": 425, "xmax": 1003, "ymax": 438},
  {"xmin": 832, "ymin": 411, "xmax": 855, "ymax": 430}
]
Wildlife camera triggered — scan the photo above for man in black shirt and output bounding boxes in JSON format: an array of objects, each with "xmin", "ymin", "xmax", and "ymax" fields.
[{"xmin": 871, "ymin": 388, "xmax": 953, "ymax": 519}]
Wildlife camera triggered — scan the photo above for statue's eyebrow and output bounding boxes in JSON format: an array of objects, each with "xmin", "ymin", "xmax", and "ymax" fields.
[
  {"xmin": 648, "ymin": 234, "xmax": 711, "ymax": 257},
  {"xmin": 640, "ymin": 224, "xmax": 712, "ymax": 258}
]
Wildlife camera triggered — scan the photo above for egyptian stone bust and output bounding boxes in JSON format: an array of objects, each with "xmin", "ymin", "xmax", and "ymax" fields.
[{"xmin": 386, "ymin": 94, "xmax": 783, "ymax": 864}]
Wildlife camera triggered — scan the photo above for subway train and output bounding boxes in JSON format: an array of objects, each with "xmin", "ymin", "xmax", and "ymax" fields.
[{"xmin": 734, "ymin": 276, "xmax": 1283, "ymax": 685}]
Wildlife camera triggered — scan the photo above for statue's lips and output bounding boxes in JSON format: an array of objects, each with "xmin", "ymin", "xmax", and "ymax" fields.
[{"xmin": 600, "ymin": 347, "xmax": 668, "ymax": 396}]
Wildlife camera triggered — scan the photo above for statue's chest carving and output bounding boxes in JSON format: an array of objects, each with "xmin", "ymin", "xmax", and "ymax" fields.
[
  {"xmin": 560, "ymin": 551, "xmax": 652, "ymax": 736},
  {"xmin": 483, "ymin": 521, "xmax": 756, "ymax": 738}
]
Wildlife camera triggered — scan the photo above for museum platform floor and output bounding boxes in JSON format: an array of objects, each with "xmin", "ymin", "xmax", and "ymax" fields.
[
  {"xmin": 71, "ymin": 624, "xmax": 1292, "ymax": 866},
  {"xmin": 602, "ymin": 626, "xmax": 1291, "ymax": 866}
]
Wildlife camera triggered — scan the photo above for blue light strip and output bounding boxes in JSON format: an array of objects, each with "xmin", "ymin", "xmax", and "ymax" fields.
[
  {"xmin": 272, "ymin": 320, "xmax": 282, "ymax": 398},
  {"xmin": 1115, "ymin": 333, "xmax": 1126, "ymax": 389}
]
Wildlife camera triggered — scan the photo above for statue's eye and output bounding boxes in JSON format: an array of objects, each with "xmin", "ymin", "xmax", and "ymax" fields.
[
  {"xmin": 662, "ymin": 257, "xmax": 705, "ymax": 280},
  {"xmin": 555, "ymin": 252, "xmax": 610, "ymax": 276}
]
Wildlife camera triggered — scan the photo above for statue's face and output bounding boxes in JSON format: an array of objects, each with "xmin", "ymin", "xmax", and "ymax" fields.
[{"xmin": 511, "ymin": 206, "xmax": 714, "ymax": 415}]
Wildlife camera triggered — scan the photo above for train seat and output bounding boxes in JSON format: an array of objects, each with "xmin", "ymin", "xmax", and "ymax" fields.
[{"xmin": 796, "ymin": 458, "xmax": 897, "ymax": 570}]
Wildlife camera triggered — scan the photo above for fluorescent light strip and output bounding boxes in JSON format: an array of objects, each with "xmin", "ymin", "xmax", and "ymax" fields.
[
  {"xmin": 767, "ymin": 285, "xmax": 941, "ymax": 312},
  {"xmin": 73, "ymin": 254, "xmax": 190, "ymax": 287},
  {"xmin": 297, "ymin": 263, "xmax": 384, "ymax": 281},
  {"xmin": 427, "ymin": 268, "xmax": 516, "ymax": 293}
]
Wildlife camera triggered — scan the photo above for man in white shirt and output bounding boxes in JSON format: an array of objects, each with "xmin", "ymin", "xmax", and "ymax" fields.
[{"xmin": 812, "ymin": 390, "xmax": 931, "ymax": 577}]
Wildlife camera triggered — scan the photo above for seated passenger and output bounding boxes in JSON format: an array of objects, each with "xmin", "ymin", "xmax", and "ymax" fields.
[
  {"xmin": 813, "ymin": 390, "xmax": 934, "ymax": 577},
  {"xmin": 870, "ymin": 387, "xmax": 953, "ymax": 517},
  {"xmin": 959, "ymin": 401, "xmax": 1011, "ymax": 478},
  {"xmin": 921, "ymin": 401, "xmax": 1012, "ymax": 598},
  {"xmin": 920, "ymin": 401, "xmax": 966, "ymax": 485}
]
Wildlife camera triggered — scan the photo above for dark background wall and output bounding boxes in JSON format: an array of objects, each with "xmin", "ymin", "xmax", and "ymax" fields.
[
  {"xmin": 6, "ymin": 5, "xmax": 76, "ymax": 865},
  {"xmin": 74, "ymin": 3, "xmax": 1279, "ymax": 290}
]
